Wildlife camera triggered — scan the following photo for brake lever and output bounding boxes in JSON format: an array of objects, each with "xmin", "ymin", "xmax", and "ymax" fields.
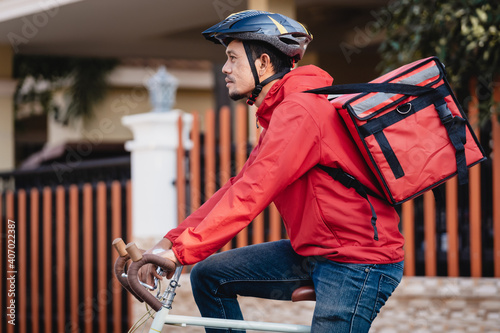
[
  {"xmin": 132, "ymin": 266, "xmax": 163, "ymax": 291},
  {"xmin": 141, "ymin": 278, "xmax": 157, "ymax": 291}
]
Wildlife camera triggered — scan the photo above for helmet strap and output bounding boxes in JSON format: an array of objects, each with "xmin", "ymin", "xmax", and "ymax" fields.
[
  {"xmin": 246, "ymin": 69, "xmax": 290, "ymax": 106},
  {"xmin": 242, "ymin": 41, "xmax": 260, "ymax": 105},
  {"xmin": 242, "ymin": 41, "xmax": 291, "ymax": 106}
]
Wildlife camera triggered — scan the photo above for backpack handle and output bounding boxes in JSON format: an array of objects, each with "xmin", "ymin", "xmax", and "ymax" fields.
[
  {"xmin": 306, "ymin": 82, "xmax": 435, "ymax": 96},
  {"xmin": 306, "ymin": 82, "xmax": 450, "ymax": 123}
]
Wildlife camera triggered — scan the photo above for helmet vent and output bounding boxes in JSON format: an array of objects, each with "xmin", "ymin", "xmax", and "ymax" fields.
[
  {"xmin": 222, "ymin": 10, "xmax": 265, "ymax": 26},
  {"xmin": 279, "ymin": 35, "xmax": 300, "ymax": 45}
]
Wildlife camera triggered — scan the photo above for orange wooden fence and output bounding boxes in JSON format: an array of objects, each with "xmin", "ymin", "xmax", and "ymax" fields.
[{"xmin": 0, "ymin": 181, "xmax": 132, "ymax": 333}]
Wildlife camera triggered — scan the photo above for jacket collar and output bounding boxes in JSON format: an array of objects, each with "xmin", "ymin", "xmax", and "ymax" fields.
[{"xmin": 256, "ymin": 65, "xmax": 334, "ymax": 128}]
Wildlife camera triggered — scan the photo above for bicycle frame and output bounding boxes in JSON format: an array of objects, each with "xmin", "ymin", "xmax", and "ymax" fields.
[
  {"xmin": 150, "ymin": 308, "xmax": 310, "ymax": 332},
  {"xmin": 113, "ymin": 238, "xmax": 312, "ymax": 333}
]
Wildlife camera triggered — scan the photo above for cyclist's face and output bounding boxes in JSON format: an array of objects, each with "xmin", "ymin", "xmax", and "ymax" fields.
[{"xmin": 222, "ymin": 40, "xmax": 255, "ymax": 101}]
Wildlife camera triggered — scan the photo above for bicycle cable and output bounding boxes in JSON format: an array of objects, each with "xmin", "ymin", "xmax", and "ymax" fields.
[{"xmin": 127, "ymin": 279, "xmax": 163, "ymax": 333}]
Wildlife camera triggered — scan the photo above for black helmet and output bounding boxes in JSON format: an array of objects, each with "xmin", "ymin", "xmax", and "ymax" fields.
[
  {"xmin": 202, "ymin": 10, "xmax": 313, "ymax": 105},
  {"xmin": 203, "ymin": 10, "xmax": 313, "ymax": 62}
]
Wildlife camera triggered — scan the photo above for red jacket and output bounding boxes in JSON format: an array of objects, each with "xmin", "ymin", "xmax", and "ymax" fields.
[{"xmin": 166, "ymin": 65, "xmax": 405, "ymax": 265}]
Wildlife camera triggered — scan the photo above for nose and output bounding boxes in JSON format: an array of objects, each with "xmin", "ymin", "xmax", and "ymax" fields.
[{"xmin": 222, "ymin": 60, "xmax": 231, "ymax": 74}]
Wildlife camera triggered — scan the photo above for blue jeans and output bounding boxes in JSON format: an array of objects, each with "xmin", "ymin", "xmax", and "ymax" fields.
[{"xmin": 190, "ymin": 240, "xmax": 403, "ymax": 333}]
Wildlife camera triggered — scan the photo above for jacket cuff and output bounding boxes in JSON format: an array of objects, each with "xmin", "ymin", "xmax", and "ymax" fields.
[
  {"xmin": 164, "ymin": 230, "xmax": 179, "ymax": 243},
  {"xmin": 170, "ymin": 244, "xmax": 186, "ymax": 266}
]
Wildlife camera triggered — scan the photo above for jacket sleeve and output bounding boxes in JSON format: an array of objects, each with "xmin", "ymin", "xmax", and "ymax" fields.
[
  {"xmin": 164, "ymin": 153, "xmax": 254, "ymax": 242},
  {"xmin": 171, "ymin": 98, "xmax": 323, "ymax": 265},
  {"xmin": 164, "ymin": 180, "xmax": 232, "ymax": 243}
]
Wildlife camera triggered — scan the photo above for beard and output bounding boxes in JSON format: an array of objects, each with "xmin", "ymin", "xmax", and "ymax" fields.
[
  {"xmin": 229, "ymin": 91, "xmax": 247, "ymax": 101},
  {"xmin": 226, "ymin": 77, "xmax": 252, "ymax": 101}
]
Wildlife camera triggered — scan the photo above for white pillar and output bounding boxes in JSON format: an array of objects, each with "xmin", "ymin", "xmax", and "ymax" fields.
[
  {"xmin": 122, "ymin": 111, "xmax": 192, "ymax": 239},
  {"xmin": 0, "ymin": 44, "xmax": 15, "ymax": 172},
  {"xmin": 0, "ymin": 79, "xmax": 16, "ymax": 172},
  {"xmin": 122, "ymin": 66, "xmax": 193, "ymax": 243}
]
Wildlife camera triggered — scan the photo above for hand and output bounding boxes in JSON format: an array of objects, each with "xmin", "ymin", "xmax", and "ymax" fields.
[{"xmin": 137, "ymin": 238, "xmax": 179, "ymax": 286}]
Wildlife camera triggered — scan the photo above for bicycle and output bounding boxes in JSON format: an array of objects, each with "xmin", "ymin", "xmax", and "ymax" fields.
[{"xmin": 112, "ymin": 238, "xmax": 316, "ymax": 332}]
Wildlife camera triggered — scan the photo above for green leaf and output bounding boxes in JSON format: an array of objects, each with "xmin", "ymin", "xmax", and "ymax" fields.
[
  {"xmin": 476, "ymin": 8, "xmax": 488, "ymax": 23},
  {"xmin": 375, "ymin": 0, "xmax": 500, "ymax": 124}
]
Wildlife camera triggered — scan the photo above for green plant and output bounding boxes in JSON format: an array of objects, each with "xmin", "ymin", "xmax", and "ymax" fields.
[
  {"xmin": 13, "ymin": 55, "xmax": 118, "ymax": 124},
  {"xmin": 377, "ymin": 0, "xmax": 500, "ymax": 124}
]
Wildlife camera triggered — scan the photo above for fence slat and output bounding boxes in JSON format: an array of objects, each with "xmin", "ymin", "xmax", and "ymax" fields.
[
  {"xmin": 205, "ymin": 109, "xmax": 216, "ymax": 200},
  {"xmin": 43, "ymin": 187, "xmax": 52, "ymax": 333},
  {"xmin": 190, "ymin": 112, "xmax": 201, "ymax": 212},
  {"xmin": 468, "ymin": 82, "xmax": 482, "ymax": 277},
  {"xmin": 469, "ymin": 165, "xmax": 482, "ymax": 277},
  {"xmin": 83, "ymin": 183, "xmax": 93, "ymax": 333},
  {"xmin": 220, "ymin": 106, "xmax": 232, "ymax": 185},
  {"xmin": 18, "ymin": 190, "xmax": 27, "ymax": 333},
  {"xmin": 253, "ymin": 213, "xmax": 265, "ymax": 244},
  {"xmin": 249, "ymin": 123, "xmax": 265, "ymax": 245},
  {"xmin": 220, "ymin": 106, "xmax": 231, "ymax": 184},
  {"xmin": 494, "ymin": 84, "xmax": 500, "ymax": 278},
  {"xmin": 402, "ymin": 200, "xmax": 415, "ymax": 276},
  {"xmin": 178, "ymin": 116, "xmax": 186, "ymax": 224},
  {"xmin": 69, "ymin": 185, "xmax": 79, "ymax": 333},
  {"xmin": 220, "ymin": 106, "xmax": 232, "ymax": 251},
  {"xmin": 236, "ymin": 104, "xmax": 249, "ymax": 248},
  {"xmin": 235, "ymin": 103, "xmax": 247, "ymax": 173},
  {"xmin": 30, "ymin": 188, "xmax": 40, "ymax": 333},
  {"xmin": 56, "ymin": 186, "xmax": 66, "ymax": 333},
  {"xmin": 269, "ymin": 203, "xmax": 281, "ymax": 242},
  {"xmin": 97, "ymin": 182, "xmax": 107, "ymax": 333},
  {"xmin": 6, "ymin": 191, "xmax": 14, "ymax": 333},
  {"xmin": 446, "ymin": 177, "xmax": 459, "ymax": 276},
  {"xmin": 236, "ymin": 228, "xmax": 249, "ymax": 248},
  {"xmin": 111, "ymin": 181, "xmax": 123, "ymax": 333},
  {"xmin": 424, "ymin": 191, "xmax": 436, "ymax": 276}
]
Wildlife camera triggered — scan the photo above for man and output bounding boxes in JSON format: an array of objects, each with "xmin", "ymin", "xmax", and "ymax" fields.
[{"xmin": 140, "ymin": 10, "xmax": 404, "ymax": 332}]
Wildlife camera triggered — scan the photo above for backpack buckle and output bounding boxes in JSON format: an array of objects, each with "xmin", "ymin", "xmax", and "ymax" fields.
[{"xmin": 339, "ymin": 172, "xmax": 356, "ymax": 188}]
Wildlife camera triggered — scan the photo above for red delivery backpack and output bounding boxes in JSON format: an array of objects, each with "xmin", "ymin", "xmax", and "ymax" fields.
[{"xmin": 307, "ymin": 56, "xmax": 486, "ymax": 209}]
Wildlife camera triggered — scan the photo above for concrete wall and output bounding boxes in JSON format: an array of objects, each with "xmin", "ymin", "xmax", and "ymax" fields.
[{"xmin": 372, "ymin": 277, "xmax": 500, "ymax": 333}]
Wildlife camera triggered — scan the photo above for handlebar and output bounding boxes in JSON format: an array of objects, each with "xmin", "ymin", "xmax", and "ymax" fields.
[
  {"xmin": 112, "ymin": 238, "xmax": 145, "ymax": 303},
  {"xmin": 112, "ymin": 238, "xmax": 177, "ymax": 312}
]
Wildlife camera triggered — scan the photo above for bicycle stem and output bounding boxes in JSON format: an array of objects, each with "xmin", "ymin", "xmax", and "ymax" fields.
[{"xmin": 162, "ymin": 266, "xmax": 184, "ymax": 309}]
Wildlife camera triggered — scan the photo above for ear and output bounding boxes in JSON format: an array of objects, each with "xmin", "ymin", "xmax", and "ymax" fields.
[{"xmin": 255, "ymin": 53, "xmax": 272, "ymax": 76}]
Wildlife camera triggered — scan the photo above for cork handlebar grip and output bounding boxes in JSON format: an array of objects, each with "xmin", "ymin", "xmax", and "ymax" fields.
[
  {"xmin": 125, "ymin": 242, "xmax": 143, "ymax": 262},
  {"xmin": 112, "ymin": 238, "xmax": 128, "ymax": 257},
  {"xmin": 111, "ymin": 238, "xmax": 144, "ymax": 303}
]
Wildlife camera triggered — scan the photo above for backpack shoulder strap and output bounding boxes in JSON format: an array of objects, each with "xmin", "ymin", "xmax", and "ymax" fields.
[{"xmin": 317, "ymin": 165, "xmax": 380, "ymax": 241}]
